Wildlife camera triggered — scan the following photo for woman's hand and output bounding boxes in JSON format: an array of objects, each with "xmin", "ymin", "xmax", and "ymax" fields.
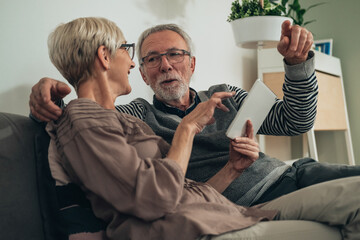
[
  {"xmin": 229, "ymin": 120, "xmax": 259, "ymax": 173},
  {"xmin": 167, "ymin": 91, "xmax": 235, "ymax": 174},
  {"xmin": 181, "ymin": 91, "xmax": 235, "ymax": 134}
]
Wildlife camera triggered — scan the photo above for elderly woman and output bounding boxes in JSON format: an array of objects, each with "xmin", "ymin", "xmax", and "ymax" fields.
[
  {"xmin": 45, "ymin": 17, "xmax": 273, "ymax": 240},
  {"xmin": 46, "ymin": 17, "xmax": 360, "ymax": 240}
]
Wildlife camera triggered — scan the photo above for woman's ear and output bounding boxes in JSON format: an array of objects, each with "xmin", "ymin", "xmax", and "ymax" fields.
[{"xmin": 97, "ymin": 46, "xmax": 111, "ymax": 70}]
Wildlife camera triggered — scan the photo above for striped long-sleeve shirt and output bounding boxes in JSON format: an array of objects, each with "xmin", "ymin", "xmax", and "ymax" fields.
[{"xmin": 116, "ymin": 74, "xmax": 317, "ymax": 137}]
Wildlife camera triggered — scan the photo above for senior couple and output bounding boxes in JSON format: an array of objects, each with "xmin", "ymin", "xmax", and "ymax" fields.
[{"xmin": 31, "ymin": 17, "xmax": 360, "ymax": 239}]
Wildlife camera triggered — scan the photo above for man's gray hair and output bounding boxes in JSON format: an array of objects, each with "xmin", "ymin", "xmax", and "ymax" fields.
[{"xmin": 136, "ymin": 23, "xmax": 194, "ymax": 66}]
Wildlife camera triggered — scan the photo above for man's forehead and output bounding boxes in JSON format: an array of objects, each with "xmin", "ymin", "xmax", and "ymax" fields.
[{"xmin": 141, "ymin": 30, "xmax": 187, "ymax": 55}]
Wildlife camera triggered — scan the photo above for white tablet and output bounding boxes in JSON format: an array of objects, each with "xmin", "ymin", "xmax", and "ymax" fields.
[{"xmin": 226, "ymin": 79, "xmax": 277, "ymax": 139}]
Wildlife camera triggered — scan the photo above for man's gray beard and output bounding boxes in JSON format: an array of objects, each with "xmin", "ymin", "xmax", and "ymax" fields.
[{"xmin": 152, "ymin": 75, "xmax": 189, "ymax": 101}]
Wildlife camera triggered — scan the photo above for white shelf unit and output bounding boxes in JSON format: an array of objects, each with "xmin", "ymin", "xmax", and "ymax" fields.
[{"xmin": 257, "ymin": 48, "xmax": 355, "ymax": 165}]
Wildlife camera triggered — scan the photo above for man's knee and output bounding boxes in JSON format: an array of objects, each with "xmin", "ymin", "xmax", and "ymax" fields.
[{"xmin": 294, "ymin": 158, "xmax": 360, "ymax": 188}]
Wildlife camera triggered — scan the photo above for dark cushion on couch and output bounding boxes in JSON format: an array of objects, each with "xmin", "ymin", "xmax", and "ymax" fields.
[
  {"xmin": 0, "ymin": 112, "xmax": 62, "ymax": 240},
  {"xmin": 0, "ymin": 112, "xmax": 106, "ymax": 240}
]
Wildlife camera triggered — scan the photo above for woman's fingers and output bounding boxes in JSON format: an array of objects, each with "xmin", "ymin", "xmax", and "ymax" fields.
[{"xmin": 210, "ymin": 91, "xmax": 235, "ymax": 112}]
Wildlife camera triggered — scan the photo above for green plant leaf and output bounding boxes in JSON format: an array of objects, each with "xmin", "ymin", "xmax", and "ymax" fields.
[
  {"xmin": 281, "ymin": 0, "xmax": 289, "ymax": 6},
  {"xmin": 303, "ymin": 19, "xmax": 316, "ymax": 26},
  {"xmin": 306, "ymin": 2, "xmax": 326, "ymax": 11},
  {"xmin": 227, "ymin": 0, "xmax": 325, "ymax": 26}
]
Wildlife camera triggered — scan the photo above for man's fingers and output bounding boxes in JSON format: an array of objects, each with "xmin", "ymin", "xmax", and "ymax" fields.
[
  {"xmin": 233, "ymin": 148, "xmax": 258, "ymax": 160},
  {"xmin": 277, "ymin": 35, "xmax": 290, "ymax": 55},
  {"xmin": 36, "ymin": 78, "xmax": 54, "ymax": 103},
  {"xmin": 279, "ymin": 21, "xmax": 313, "ymax": 63},
  {"xmin": 294, "ymin": 31, "xmax": 307, "ymax": 56},
  {"xmin": 231, "ymin": 137, "xmax": 259, "ymax": 154},
  {"xmin": 37, "ymin": 78, "xmax": 71, "ymax": 102},
  {"xmin": 280, "ymin": 25, "xmax": 313, "ymax": 65},
  {"xmin": 29, "ymin": 83, "xmax": 63, "ymax": 121},
  {"xmin": 302, "ymin": 42, "xmax": 312, "ymax": 56},
  {"xmin": 39, "ymin": 101, "xmax": 62, "ymax": 118},
  {"xmin": 281, "ymin": 20, "xmax": 292, "ymax": 37},
  {"xmin": 302, "ymin": 31, "xmax": 314, "ymax": 55},
  {"xmin": 246, "ymin": 120, "xmax": 255, "ymax": 139},
  {"xmin": 29, "ymin": 78, "xmax": 70, "ymax": 121},
  {"xmin": 30, "ymin": 100, "xmax": 62, "ymax": 121},
  {"xmin": 289, "ymin": 25, "xmax": 302, "ymax": 52},
  {"xmin": 232, "ymin": 142, "xmax": 259, "ymax": 152},
  {"xmin": 54, "ymin": 81, "xmax": 72, "ymax": 99},
  {"xmin": 30, "ymin": 105, "xmax": 50, "ymax": 122},
  {"xmin": 278, "ymin": 20, "xmax": 292, "ymax": 53},
  {"xmin": 291, "ymin": 27, "xmax": 312, "ymax": 57}
]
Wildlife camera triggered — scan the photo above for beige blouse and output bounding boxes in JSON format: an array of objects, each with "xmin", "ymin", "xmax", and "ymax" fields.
[{"xmin": 46, "ymin": 99, "xmax": 277, "ymax": 240}]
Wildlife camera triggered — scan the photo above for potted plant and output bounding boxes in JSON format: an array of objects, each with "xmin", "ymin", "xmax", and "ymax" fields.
[
  {"xmin": 278, "ymin": 0, "xmax": 326, "ymax": 26},
  {"xmin": 227, "ymin": 0, "xmax": 324, "ymax": 48}
]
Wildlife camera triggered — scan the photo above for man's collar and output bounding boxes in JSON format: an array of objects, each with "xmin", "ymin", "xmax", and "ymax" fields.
[{"xmin": 153, "ymin": 88, "xmax": 200, "ymax": 118}]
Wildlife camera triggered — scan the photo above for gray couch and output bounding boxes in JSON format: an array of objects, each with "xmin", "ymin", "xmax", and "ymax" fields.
[
  {"xmin": 0, "ymin": 112, "xmax": 342, "ymax": 240},
  {"xmin": 0, "ymin": 112, "xmax": 61, "ymax": 240}
]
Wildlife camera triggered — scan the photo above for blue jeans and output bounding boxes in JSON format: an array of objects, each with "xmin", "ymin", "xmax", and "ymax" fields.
[{"xmin": 252, "ymin": 158, "xmax": 360, "ymax": 205}]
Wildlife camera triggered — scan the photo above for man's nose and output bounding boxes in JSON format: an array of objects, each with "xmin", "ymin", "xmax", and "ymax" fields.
[{"xmin": 160, "ymin": 55, "xmax": 173, "ymax": 73}]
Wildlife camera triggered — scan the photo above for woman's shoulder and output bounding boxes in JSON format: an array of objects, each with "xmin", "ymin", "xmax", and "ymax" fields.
[
  {"xmin": 117, "ymin": 111, "xmax": 156, "ymax": 136},
  {"xmin": 52, "ymin": 99, "xmax": 120, "ymax": 136},
  {"xmin": 48, "ymin": 98, "xmax": 156, "ymax": 141}
]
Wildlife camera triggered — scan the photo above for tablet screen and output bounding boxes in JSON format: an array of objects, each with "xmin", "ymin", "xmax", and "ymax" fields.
[{"xmin": 226, "ymin": 79, "xmax": 277, "ymax": 139}]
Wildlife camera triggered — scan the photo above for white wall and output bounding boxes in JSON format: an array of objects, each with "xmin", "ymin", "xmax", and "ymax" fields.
[
  {"xmin": 0, "ymin": 0, "xmax": 258, "ymax": 116},
  {"xmin": 301, "ymin": 0, "xmax": 360, "ymax": 164}
]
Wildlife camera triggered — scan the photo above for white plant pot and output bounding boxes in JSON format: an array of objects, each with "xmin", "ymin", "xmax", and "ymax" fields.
[{"xmin": 230, "ymin": 16, "xmax": 293, "ymax": 49}]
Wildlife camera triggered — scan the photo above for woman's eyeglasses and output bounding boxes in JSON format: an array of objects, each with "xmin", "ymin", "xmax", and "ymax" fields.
[{"xmin": 120, "ymin": 43, "xmax": 135, "ymax": 60}]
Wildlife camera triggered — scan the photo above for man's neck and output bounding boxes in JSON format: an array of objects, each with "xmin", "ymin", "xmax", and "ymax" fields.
[{"xmin": 156, "ymin": 91, "xmax": 192, "ymax": 111}]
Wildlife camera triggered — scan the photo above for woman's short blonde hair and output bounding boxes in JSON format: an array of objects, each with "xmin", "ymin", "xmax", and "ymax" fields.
[{"xmin": 48, "ymin": 17, "xmax": 125, "ymax": 90}]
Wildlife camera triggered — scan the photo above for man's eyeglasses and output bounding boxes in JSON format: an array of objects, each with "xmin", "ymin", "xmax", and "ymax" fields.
[
  {"xmin": 141, "ymin": 49, "xmax": 191, "ymax": 68},
  {"xmin": 120, "ymin": 43, "xmax": 135, "ymax": 60}
]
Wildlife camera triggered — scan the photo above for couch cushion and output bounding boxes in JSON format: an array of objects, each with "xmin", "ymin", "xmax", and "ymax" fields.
[
  {"xmin": 0, "ymin": 112, "xmax": 65, "ymax": 240},
  {"xmin": 0, "ymin": 112, "xmax": 106, "ymax": 240},
  {"xmin": 0, "ymin": 113, "xmax": 49, "ymax": 240},
  {"xmin": 35, "ymin": 130, "xmax": 66, "ymax": 240}
]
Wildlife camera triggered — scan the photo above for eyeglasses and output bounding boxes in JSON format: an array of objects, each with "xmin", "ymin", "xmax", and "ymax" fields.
[
  {"xmin": 120, "ymin": 43, "xmax": 135, "ymax": 60},
  {"xmin": 141, "ymin": 49, "xmax": 191, "ymax": 68}
]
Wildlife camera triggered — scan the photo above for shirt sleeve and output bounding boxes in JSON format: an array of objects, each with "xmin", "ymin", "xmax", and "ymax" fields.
[
  {"xmin": 115, "ymin": 100, "xmax": 146, "ymax": 121},
  {"xmin": 59, "ymin": 123, "xmax": 184, "ymax": 221},
  {"xmin": 228, "ymin": 51, "xmax": 318, "ymax": 136}
]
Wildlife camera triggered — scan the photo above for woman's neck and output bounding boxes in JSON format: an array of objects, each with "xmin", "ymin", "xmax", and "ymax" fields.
[{"xmin": 77, "ymin": 76, "xmax": 116, "ymax": 110}]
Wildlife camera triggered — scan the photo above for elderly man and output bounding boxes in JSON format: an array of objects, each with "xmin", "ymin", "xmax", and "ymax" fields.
[{"xmin": 30, "ymin": 21, "xmax": 360, "ymax": 206}]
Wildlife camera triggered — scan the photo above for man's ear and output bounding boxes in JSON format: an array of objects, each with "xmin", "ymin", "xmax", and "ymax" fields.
[
  {"xmin": 96, "ymin": 46, "xmax": 111, "ymax": 70},
  {"xmin": 139, "ymin": 67, "xmax": 150, "ymax": 85},
  {"xmin": 190, "ymin": 56, "xmax": 196, "ymax": 74}
]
